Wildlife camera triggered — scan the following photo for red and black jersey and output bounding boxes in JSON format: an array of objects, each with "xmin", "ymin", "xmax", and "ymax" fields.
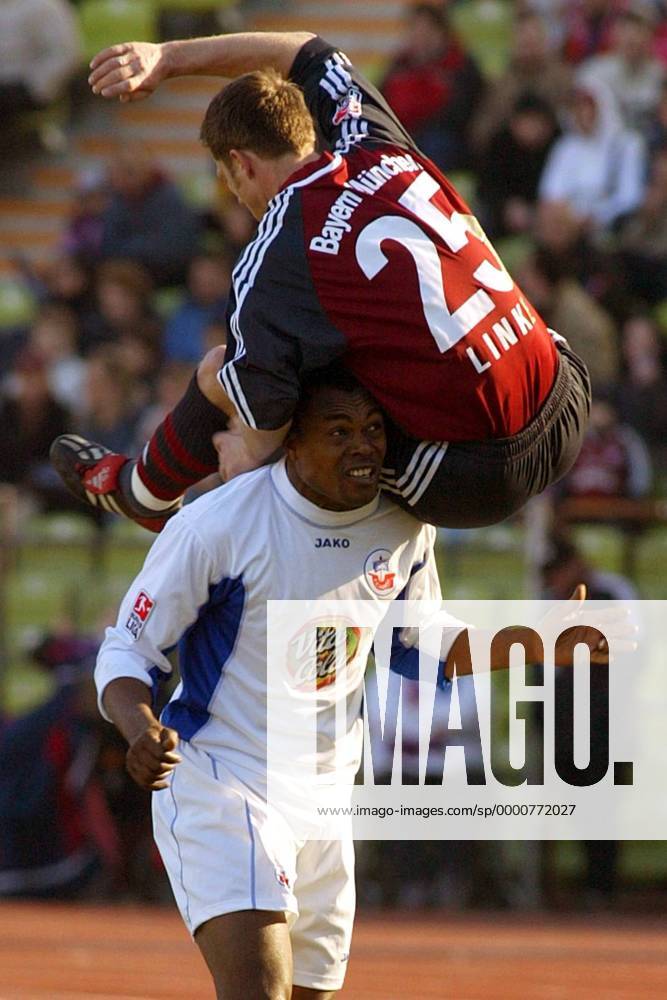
[{"xmin": 220, "ymin": 37, "xmax": 558, "ymax": 441}]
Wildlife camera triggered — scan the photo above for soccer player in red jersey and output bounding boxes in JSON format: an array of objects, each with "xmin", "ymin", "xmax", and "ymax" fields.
[{"xmin": 51, "ymin": 32, "xmax": 590, "ymax": 529}]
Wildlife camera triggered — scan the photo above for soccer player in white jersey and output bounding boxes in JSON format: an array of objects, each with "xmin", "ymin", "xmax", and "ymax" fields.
[
  {"xmin": 96, "ymin": 366, "xmax": 468, "ymax": 999},
  {"xmin": 97, "ymin": 364, "xmax": 615, "ymax": 998}
]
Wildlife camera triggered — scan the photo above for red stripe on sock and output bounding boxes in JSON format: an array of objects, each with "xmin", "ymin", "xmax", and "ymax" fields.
[
  {"xmin": 135, "ymin": 464, "xmax": 182, "ymax": 503},
  {"xmin": 163, "ymin": 414, "xmax": 218, "ymax": 477},
  {"xmin": 136, "ymin": 439, "xmax": 196, "ymax": 500}
]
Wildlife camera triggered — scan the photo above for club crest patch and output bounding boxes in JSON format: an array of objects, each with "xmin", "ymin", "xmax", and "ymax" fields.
[
  {"xmin": 125, "ymin": 590, "xmax": 155, "ymax": 640},
  {"xmin": 364, "ymin": 549, "xmax": 397, "ymax": 597},
  {"xmin": 332, "ymin": 86, "xmax": 363, "ymax": 126}
]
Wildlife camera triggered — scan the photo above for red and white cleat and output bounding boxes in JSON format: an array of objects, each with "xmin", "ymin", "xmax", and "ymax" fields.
[{"xmin": 50, "ymin": 434, "xmax": 181, "ymax": 533}]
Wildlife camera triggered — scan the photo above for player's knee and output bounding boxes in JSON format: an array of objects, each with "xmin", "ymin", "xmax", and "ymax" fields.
[
  {"xmin": 211, "ymin": 968, "xmax": 291, "ymax": 1000},
  {"xmin": 196, "ymin": 346, "xmax": 228, "ymax": 406},
  {"xmin": 197, "ymin": 910, "xmax": 292, "ymax": 1000}
]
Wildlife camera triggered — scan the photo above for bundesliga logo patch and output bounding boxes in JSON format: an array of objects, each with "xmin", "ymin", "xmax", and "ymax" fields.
[
  {"xmin": 125, "ymin": 590, "xmax": 155, "ymax": 640},
  {"xmin": 332, "ymin": 86, "xmax": 363, "ymax": 126}
]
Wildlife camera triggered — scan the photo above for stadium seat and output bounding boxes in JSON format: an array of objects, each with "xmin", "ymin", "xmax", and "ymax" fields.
[
  {"xmin": 0, "ymin": 281, "xmax": 37, "ymax": 330},
  {"xmin": 449, "ymin": 0, "xmax": 513, "ymax": 80},
  {"xmin": 78, "ymin": 0, "xmax": 158, "ymax": 64},
  {"xmin": 178, "ymin": 172, "xmax": 217, "ymax": 210},
  {"xmin": 653, "ymin": 299, "xmax": 667, "ymax": 337},
  {"xmin": 156, "ymin": 0, "xmax": 236, "ymax": 9},
  {"xmin": 447, "ymin": 171, "xmax": 478, "ymax": 210},
  {"xmin": 152, "ymin": 285, "xmax": 186, "ymax": 319},
  {"xmin": 357, "ymin": 58, "xmax": 388, "ymax": 87},
  {"xmin": 493, "ymin": 235, "xmax": 535, "ymax": 275},
  {"xmin": 21, "ymin": 97, "xmax": 71, "ymax": 154}
]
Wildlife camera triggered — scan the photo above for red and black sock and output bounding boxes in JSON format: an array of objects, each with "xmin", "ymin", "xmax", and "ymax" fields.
[{"xmin": 129, "ymin": 375, "xmax": 228, "ymax": 510}]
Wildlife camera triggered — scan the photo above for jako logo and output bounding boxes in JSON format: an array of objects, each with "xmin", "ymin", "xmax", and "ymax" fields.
[
  {"xmin": 315, "ymin": 537, "xmax": 350, "ymax": 548},
  {"xmin": 364, "ymin": 549, "xmax": 396, "ymax": 596}
]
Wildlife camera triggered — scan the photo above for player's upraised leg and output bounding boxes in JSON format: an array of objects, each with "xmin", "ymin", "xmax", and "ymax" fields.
[
  {"xmin": 195, "ymin": 909, "xmax": 293, "ymax": 1000},
  {"xmin": 50, "ymin": 347, "xmax": 229, "ymax": 532}
]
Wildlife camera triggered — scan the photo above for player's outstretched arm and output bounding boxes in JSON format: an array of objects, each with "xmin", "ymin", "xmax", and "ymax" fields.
[
  {"xmin": 444, "ymin": 584, "xmax": 637, "ymax": 679},
  {"xmin": 88, "ymin": 32, "xmax": 315, "ymax": 102},
  {"xmin": 102, "ymin": 677, "xmax": 181, "ymax": 790}
]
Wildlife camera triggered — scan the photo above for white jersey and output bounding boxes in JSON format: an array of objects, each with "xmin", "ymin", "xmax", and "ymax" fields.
[{"xmin": 96, "ymin": 459, "xmax": 465, "ymax": 794}]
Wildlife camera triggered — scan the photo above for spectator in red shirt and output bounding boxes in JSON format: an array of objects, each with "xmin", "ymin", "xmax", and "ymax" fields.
[
  {"xmin": 562, "ymin": 0, "xmax": 621, "ymax": 65},
  {"xmin": 380, "ymin": 2, "xmax": 484, "ymax": 170}
]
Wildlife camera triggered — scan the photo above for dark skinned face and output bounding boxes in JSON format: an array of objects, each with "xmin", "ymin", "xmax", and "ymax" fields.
[{"xmin": 285, "ymin": 387, "xmax": 387, "ymax": 511}]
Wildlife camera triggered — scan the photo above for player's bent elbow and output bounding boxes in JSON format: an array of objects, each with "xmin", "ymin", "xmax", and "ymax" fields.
[{"xmin": 197, "ymin": 346, "xmax": 233, "ymax": 413}]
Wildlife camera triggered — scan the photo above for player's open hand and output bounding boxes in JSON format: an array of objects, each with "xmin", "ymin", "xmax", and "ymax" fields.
[
  {"xmin": 213, "ymin": 420, "xmax": 260, "ymax": 482},
  {"xmin": 88, "ymin": 41, "xmax": 167, "ymax": 102},
  {"xmin": 552, "ymin": 584, "xmax": 638, "ymax": 666},
  {"xmin": 126, "ymin": 723, "xmax": 181, "ymax": 790}
]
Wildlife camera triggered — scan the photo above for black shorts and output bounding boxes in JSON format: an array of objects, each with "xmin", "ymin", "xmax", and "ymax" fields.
[{"xmin": 380, "ymin": 343, "xmax": 591, "ymax": 528}]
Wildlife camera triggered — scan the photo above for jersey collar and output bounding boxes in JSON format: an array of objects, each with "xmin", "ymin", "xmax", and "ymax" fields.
[
  {"xmin": 271, "ymin": 458, "xmax": 380, "ymax": 526},
  {"xmin": 276, "ymin": 150, "xmax": 340, "ymax": 195}
]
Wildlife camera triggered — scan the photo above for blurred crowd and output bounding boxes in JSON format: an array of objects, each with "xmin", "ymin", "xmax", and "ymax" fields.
[
  {"xmin": 0, "ymin": 0, "xmax": 80, "ymax": 147},
  {"xmin": 379, "ymin": 0, "xmax": 667, "ymax": 499},
  {"xmin": 2, "ymin": 0, "xmax": 666, "ymax": 527},
  {"xmin": 1, "ymin": 0, "xmax": 666, "ymax": 909},
  {"xmin": 0, "ymin": 144, "xmax": 251, "ymax": 516}
]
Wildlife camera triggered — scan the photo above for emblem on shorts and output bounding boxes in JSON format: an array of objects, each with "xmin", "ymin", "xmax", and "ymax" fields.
[
  {"xmin": 125, "ymin": 590, "xmax": 155, "ymax": 640},
  {"xmin": 275, "ymin": 867, "xmax": 291, "ymax": 889},
  {"xmin": 364, "ymin": 549, "xmax": 397, "ymax": 596}
]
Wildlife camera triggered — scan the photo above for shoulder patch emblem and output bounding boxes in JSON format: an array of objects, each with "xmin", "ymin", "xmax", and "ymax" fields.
[
  {"xmin": 125, "ymin": 590, "xmax": 155, "ymax": 640},
  {"xmin": 333, "ymin": 86, "xmax": 363, "ymax": 126}
]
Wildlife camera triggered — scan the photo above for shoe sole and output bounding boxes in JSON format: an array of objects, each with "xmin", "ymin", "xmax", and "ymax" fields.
[
  {"xmin": 50, "ymin": 435, "xmax": 116, "ymax": 508},
  {"xmin": 50, "ymin": 434, "xmax": 181, "ymax": 530}
]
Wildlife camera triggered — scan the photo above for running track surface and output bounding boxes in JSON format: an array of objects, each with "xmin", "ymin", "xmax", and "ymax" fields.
[{"xmin": 0, "ymin": 903, "xmax": 665, "ymax": 999}]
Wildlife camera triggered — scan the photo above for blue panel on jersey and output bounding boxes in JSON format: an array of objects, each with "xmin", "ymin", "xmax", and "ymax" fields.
[
  {"xmin": 148, "ymin": 664, "xmax": 165, "ymax": 713},
  {"xmin": 162, "ymin": 575, "xmax": 245, "ymax": 741},
  {"xmin": 389, "ymin": 626, "xmax": 420, "ymax": 681},
  {"xmin": 389, "ymin": 630, "xmax": 450, "ymax": 690},
  {"xmin": 387, "ymin": 558, "xmax": 450, "ymax": 688},
  {"xmin": 386, "ymin": 558, "xmax": 424, "ymax": 681}
]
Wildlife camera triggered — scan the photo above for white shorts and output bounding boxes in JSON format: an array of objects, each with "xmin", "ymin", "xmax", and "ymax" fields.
[{"xmin": 152, "ymin": 742, "xmax": 355, "ymax": 992}]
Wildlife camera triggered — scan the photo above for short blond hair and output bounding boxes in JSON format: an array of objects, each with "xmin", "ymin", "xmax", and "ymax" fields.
[{"xmin": 200, "ymin": 68, "xmax": 316, "ymax": 164}]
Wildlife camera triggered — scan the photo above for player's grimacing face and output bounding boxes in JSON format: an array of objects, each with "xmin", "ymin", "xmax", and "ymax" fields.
[{"xmin": 285, "ymin": 388, "xmax": 387, "ymax": 511}]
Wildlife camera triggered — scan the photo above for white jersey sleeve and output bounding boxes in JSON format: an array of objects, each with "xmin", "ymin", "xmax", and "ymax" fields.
[
  {"xmin": 389, "ymin": 526, "xmax": 468, "ymax": 688},
  {"xmin": 95, "ymin": 514, "xmax": 217, "ymax": 721}
]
